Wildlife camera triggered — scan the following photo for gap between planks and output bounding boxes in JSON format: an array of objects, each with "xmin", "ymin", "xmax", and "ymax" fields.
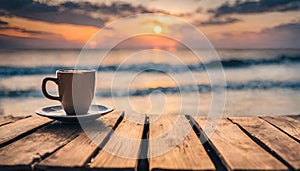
[
  {"xmin": 261, "ymin": 115, "xmax": 300, "ymax": 143},
  {"xmin": 35, "ymin": 111, "xmax": 124, "ymax": 170},
  {"xmin": 149, "ymin": 114, "xmax": 215, "ymax": 171},
  {"xmin": 1, "ymin": 114, "xmax": 298, "ymax": 171},
  {"xmin": 0, "ymin": 121, "xmax": 80, "ymax": 170},
  {"xmin": 229, "ymin": 117, "xmax": 300, "ymax": 170},
  {"xmin": 193, "ymin": 116, "xmax": 287, "ymax": 171},
  {"xmin": 0, "ymin": 115, "xmax": 30, "ymax": 127},
  {"xmin": 0, "ymin": 115, "xmax": 53, "ymax": 148},
  {"xmin": 90, "ymin": 113, "xmax": 146, "ymax": 171},
  {"xmin": 188, "ymin": 116, "xmax": 232, "ymax": 171}
]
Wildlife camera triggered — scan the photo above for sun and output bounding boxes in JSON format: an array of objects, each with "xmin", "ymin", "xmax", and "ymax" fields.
[{"xmin": 153, "ymin": 25, "xmax": 162, "ymax": 34}]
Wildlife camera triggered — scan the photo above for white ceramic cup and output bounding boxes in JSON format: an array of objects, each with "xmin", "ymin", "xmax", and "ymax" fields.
[{"xmin": 42, "ymin": 69, "xmax": 95, "ymax": 115}]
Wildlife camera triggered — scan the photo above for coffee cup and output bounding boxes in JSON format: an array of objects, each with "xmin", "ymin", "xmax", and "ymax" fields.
[{"xmin": 42, "ymin": 69, "xmax": 95, "ymax": 115}]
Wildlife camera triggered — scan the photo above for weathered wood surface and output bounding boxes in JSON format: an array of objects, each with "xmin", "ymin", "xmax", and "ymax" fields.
[
  {"xmin": 0, "ymin": 114, "xmax": 299, "ymax": 171},
  {"xmin": 149, "ymin": 115, "xmax": 215, "ymax": 171},
  {"xmin": 36, "ymin": 112, "xmax": 123, "ymax": 170},
  {"xmin": 0, "ymin": 116, "xmax": 52, "ymax": 147},
  {"xmin": 194, "ymin": 117, "xmax": 287, "ymax": 170},
  {"xmin": 0, "ymin": 116, "xmax": 13, "ymax": 126},
  {"xmin": 262, "ymin": 116, "xmax": 300, "ymax": 142},
  {"xmin": 90, "ymin": 114, "xmax": 145, "ymax": 170},
  {"xmin": 230, "ymin": 117, "xmax": 300, "ymax": 170},
  {"xmin": 0, "ymin": 121, "xmax": 79, "ymax": 170},
  {"xmin": 0, "ymin": 115, "xmax": 29, "ymax": 127}
]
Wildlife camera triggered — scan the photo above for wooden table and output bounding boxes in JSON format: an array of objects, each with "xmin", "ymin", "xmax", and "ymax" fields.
[{"xmin": 0, "ymin": 112, "xmax": 299, "ymax": 171}]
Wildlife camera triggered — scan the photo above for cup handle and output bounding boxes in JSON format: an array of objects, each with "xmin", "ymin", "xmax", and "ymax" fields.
[{"xmin": 42, "ymin": 77, "xmax": 61, "ymax": 101}]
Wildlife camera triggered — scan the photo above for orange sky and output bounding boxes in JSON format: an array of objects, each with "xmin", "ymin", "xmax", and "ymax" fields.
[
  {"xmin": 0, "ymin": 16, "xmax": 99, "ymax": 42},
  {"xmin": 0, "ymin": 0, "xmax": 299, "ymax": 48}
]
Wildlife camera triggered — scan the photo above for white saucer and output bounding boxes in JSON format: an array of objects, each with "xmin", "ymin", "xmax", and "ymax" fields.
[{"xmin": 35, "ymin": 105, "xmax": 114, "ymax": 123}]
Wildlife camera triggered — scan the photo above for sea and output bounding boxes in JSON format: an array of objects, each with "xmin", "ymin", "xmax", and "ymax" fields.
[{"xmin": 0, "ymin": 48, "xmax": 300, "ymax": 117}]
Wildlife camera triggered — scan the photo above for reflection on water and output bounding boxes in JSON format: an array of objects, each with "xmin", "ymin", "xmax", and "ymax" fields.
[
  {"xmin": 0, "ymin": 49, "xmax": 300, "ymax": 116},
  {"xmin": 1, "ymin": 89, "xmax": 300, "ymax": 116}
]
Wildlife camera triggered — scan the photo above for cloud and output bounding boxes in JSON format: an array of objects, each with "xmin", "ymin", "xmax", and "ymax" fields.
[
  {"xmin": 210, "ymin": 0, "xmax": 300, "ymax": 17},
  {"xmin": 241, "ymin": 20, "xmax": 300, "ymax": 37},
  {"xmin": 59, "ymin": 1, "xmax": 154, "ymax": 17},
  {"xmin": 0, "ymin": 0, "xmax": 105, "ymax": 27},
  {"xmin": 0, "ymin": 25, "xmax": 57, "ymax": 36},
  {"xmin": 213, "ymin": 21, "xmax": 300, "ymax": 48},
  {"xmin": 0, "ymin": 18, "xmax": 62, "ymax": 37},
  {"xmin": 261, "ymin": 21, "xmax": 300, "ymax": 35},
  {"xmin": 0, "ymin": 0, "xmax": 162, "ymax": 28},
  {"xmin": 0, "ymin": 33, "xmax": 81, "ymax": 49},
  {"xmin": 196, "ymin": 17, "xmax": 241, "ymax": 26}
]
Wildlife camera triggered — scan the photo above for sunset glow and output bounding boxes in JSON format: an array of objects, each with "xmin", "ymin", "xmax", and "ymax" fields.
[
  {"xmin": 153, "ymin": 26, "xmax": 162, "ymax": 34},
  {"xmin": 0, "ymin": 0, "xmax": 299, "ymax": 48},
  {"xmin": 116, "ymin": 35, "xmax": 178, "ymax": 49},
  {"xmin": 0, "ymin": 16, "xmax": 99, "ymax": 45}
]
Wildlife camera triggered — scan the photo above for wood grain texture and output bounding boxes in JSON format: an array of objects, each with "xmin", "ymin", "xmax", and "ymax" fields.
[
  {"xmin": 230, "ymin": 117, "xmax": 300, "ymax": 170},
  {"xmin": 0, "ymin": 115, "xmax": 30, "ymax": 127},
  {"xmin": 262, "ymin": 116, "xmax": 300, "ymax": 142},
  {"xmin": 195, "ymin": 117, "xmax": 287, "ymax": 171},
  {"xmin": 0, "ymin": 116, "xmax": 52, "ymax": 146},
  {"xmin": 149, "ymin": 115, "xmax": 215, "ymax": 171},
  {"xmin": 90, "ymin": 113, "xmax": 145, "ymax": 170},
  {"xmin": 0, "ymin": 122, "xmax": 79, "ymax": 170},
  {"xmin": 36, "ymin": 112, "xmax": 123, "ymax": 170}
]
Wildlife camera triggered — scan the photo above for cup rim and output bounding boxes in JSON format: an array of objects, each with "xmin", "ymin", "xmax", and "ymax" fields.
[{"xmin": 57, "ymin": 69, "xmax": 96, "ymax": 74}]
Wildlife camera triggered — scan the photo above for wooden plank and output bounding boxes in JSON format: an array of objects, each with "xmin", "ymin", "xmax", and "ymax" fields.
[
  {"xmin": 90, "ymin": 113, "xmax": 145, "ymax": 170},
  {"xmin": 0, "ymin": 115, "xmax": 30, "ymax": 127},
  {"xmin": 262, "ymin": 116, "xmax": 300, "ymax": 142},
  {"xmin": 195, "ymin": 117, "xmax": 287, "ymax": 170},
  {"xmin": 149, "ymin": 115, "xmax": 215, "ymax": 171},
  {"xmin": 0, "ymin": 116, "xmax": 53, "ymax": 147},
  {"xmin": 230, "ymin": 117, "xmax": 300, "ymax": 170},
  {"xmin": 36, "ymin": 111, "xmax": 123, "ymax": 170},
  {"xmin": 0, "ymin": 121, "xmax": 79, "ymax": 170}
]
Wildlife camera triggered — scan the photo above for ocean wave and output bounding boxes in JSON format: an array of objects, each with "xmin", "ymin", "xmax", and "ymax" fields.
[
  {"xmin": 217, "ymin": 54, "xmax": 300, "ymax": 68},
  {"xmin": 1, "ymin": 80, "xmax": 300, "ymax": 98},
  {"xmin": 0, "ymin": 88, "xmax": 41, "ymax": 98},
  {"xmin": 0, "ymin": 54, "xmax": 299, "ymax": 77}
]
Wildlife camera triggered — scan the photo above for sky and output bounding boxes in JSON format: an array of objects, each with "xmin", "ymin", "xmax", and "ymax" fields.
[{"xmin": 0, "ymin": 0, "xmax": 299, "ymax": 49}]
